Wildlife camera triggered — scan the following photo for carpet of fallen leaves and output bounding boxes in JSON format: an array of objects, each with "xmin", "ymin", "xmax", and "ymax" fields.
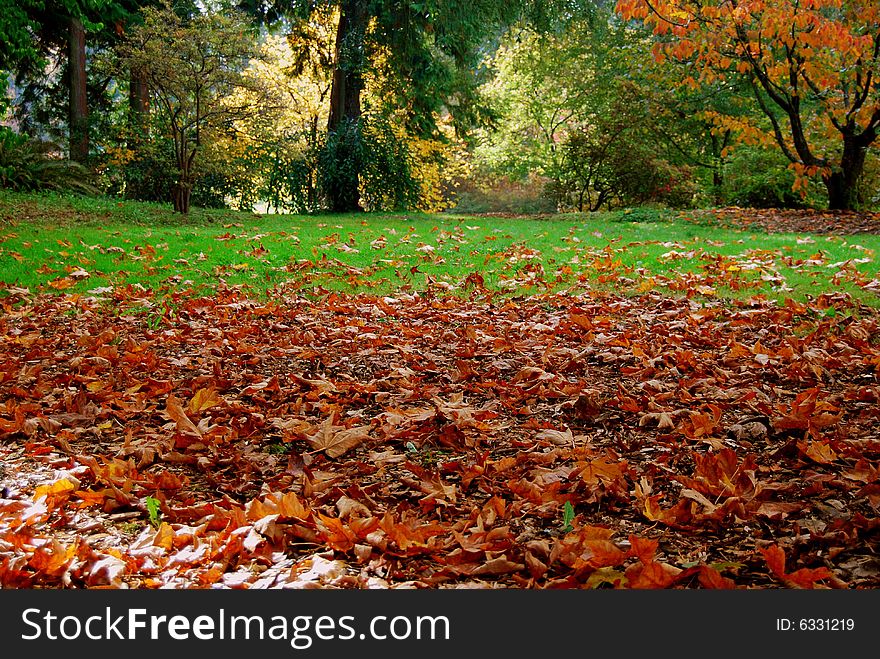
[
  {"xmin": 687, "ymin": 208, "xmax": 880, "ymax": 235},
  {"xmin": 1, "ymin": 284, "xmax": 878, "ymax": 589}
]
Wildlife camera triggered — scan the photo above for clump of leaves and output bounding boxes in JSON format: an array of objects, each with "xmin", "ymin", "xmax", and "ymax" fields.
[
  {"xmin": 0, "ymin": 127, "xmax": 97, "ymax": 194},
  {"xmin": 0, "ymin": 286, "xmax": 876, "ymax": 590}
]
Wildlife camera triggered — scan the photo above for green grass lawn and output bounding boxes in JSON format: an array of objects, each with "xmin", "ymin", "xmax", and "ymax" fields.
[{"xmin": 1, "ymin": 190, "xmax": 879, "ymax": 308}]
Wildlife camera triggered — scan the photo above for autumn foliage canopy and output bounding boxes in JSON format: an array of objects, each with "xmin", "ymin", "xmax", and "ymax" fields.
[{"xmin": 617, "ymin": 0, "xmax": 880, "ymax": 210}]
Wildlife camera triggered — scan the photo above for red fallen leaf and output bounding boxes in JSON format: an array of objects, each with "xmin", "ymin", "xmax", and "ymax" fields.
[
  {"xmin": 755, "ymin": 501, "xmax": 804, "ymax": 520},
  {"xmin": 347, "ymin": 516, "xmax": 380, "ymax": 539},
  {"xmin": 377, "ymin": 512, "xmax": 448, "ymax": 553},
  {"xmin": 677, "ymin": 448, "xmax": 758, "ymax": 498},
  {"xmin": 152, "ymin": 522, "xmax": 175, "ymax": 550},
  {"xmin": 799, "ymin": 440, "xmax": 839, "ymax": 465},
  {"xmin": 577, "ymin": 455, "xmax": 630, "ymax": 494},
  {"xmin": 278, "ymin": 492, "xmax": 312, "ymax": 520},
  {"xmin": 759, "ymin": 544, "xmax": 835, "ymax": 589},
  {"xmin": 452, "ymin": 557, "xmax": 526, "ymax": 576},
  {"xmin": 639, "ymin": 493, "xmax": 696, "ymax": 528},
  {"xmin": 551, "ymin": 526, "xmax": 627, "ymax": 573},
  {"xmin": 400, "ymin": 469, "xmax": 458, "ymax": 505},
  {"xmin": 33, "ymin": 478, "xmax": 77, "ymax": 511},
  {"xmin": 525, "ymin": 551, "xmax": 549, "ymax": 579},
  {"xmin": 144, "ymin": 471, "xmax": 186, "ymax": 491},
  {"xmin": 317, "ymin": 514, "xmax": 358, "ymax": 552},
  {"xmin": 0, "ymin": 557, "xmax": 34, "ymax": 588},
  {"xmin": 625, "ymin": 560, "xmax": 683, "ymax": 589},
  {"xmin": 841, "ymin": 459, "xmax": 879, "ymax": 484},
  {"xmin": 773, "ymin": 388, "xmax": 842, "ymax": 438},
  {"xmin": 578, "ymin": 540, "xmax": 627, "ymax": 570},
  {"xmin": 569, "ymin": 312, "xmax": 593, "ymax": 331},
  {"xmin": 628, "ymin": 535, "xmax": 659, "ymax": 563},
  {"xmin": 697, "ymin": 565, "xmax": 737, "ymax": 589},
  {"xmin": 164, "ymin": 394, "xmax": 202, "ymax": 437},
  {"xmin": 29, "ymin": 539, "xmax": 77, "ymax": 578},
  {"xmin": 73, "ymin": 489, "xmax": 113, "ymax": 508}
]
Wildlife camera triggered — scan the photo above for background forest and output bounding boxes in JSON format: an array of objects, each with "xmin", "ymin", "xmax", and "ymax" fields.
[{"xmin": 2, "ymin": 0, "xmax": 878, "ymax": 216}]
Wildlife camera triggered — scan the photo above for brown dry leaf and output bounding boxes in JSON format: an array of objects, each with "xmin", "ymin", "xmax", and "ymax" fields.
[
  {"xmin": 466, "ymin": 557, "xmax": 526, "ymax": 576},
  {"xmin": 638, "ymin": 411, "xmax": 676, "ymax": 430},
  {"xmin": 306, "ymin": 417, "xmax": 371, "ymax": 458},
  {"xmin": 756, "ymin": 501, "xmax": 804, "ymax": 520},
  {"xmin": 535, "ymin": 427, "xmax": 574, "ymax": 445},
  {"xmin": 800, "ymin": 440, "xmax": 839, "ymax": 464},
  {"xmin": 164, "ymin": 394, "xmax": 202, "ymax": 437}
]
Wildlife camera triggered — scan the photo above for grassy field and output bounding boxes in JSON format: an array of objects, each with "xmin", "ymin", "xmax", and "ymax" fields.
[{"xmin": 1, "ymin": 190, "xmax": 879, "ymax": 307}]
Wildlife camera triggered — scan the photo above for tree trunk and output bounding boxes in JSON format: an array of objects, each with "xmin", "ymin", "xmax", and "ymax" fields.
[
  {"xmin": 68, "ymin": 16, "xmax": 89, "ymax": 163},
  {"xmin": 710, "ymin": 131, "xmax": 726, "ymax": 205},
  {"xmin": 824, "ymin": 135, "xmax": 868, "ymax": 211},
  {"xmin": 172, "ymin": 181, "xmax": 192, "ymax": 214},
  {"xmin": 128, "ymin": 68, "xmax": 149, "ymax": 139},
  {"xmin": 326, "ymin": 0, "xmax": 368, "ymax": 212},
  {"xmin": 123, "ymin": 68, "xmax": 150, "ymax": 200}
]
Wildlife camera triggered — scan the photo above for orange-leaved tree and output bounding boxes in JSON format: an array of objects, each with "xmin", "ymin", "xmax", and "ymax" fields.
[{"xmin": 617, "ymin": 0, "xmax": 880, "ymax": 210}]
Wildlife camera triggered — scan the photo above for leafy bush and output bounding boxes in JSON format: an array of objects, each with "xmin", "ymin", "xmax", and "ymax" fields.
[
  {"xmin": 607, "ymin": 206, "xmax": 673, "ymax": 223},
  {"xmin": 549, "ymin": 127, "xmax": 697, "ymax": 211},
  {"xmin": 112, "ymin": 133, "xmax": 253, "ymax": 210},
  {"xmin": 0, "ymin": 127, "xmax": 96, "ymax": 193},
  {"xmin": 248, "ymin": 136, "xmax": 322, "ymax": 214},
  {"xmin": 446, "ymin": 174, "xmax": 557, "ymax": 215},
  {"xmin": 318, "ymin": 116, "xmax": 420, "ymax": 212},
  {"xmin": 718, "ymin": 147, "xmax": 823, "ymax": 209}
]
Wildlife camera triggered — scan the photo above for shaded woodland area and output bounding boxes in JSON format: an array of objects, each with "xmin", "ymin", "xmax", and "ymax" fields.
[{"xmin": 2, "ymin": 0, "xmax": 879, "ymax": 214}]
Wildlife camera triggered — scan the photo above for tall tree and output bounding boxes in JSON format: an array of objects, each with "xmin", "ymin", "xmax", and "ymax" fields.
[
  {"xmin": 617, "ymin": 0, "xmax": 880, "ymax": 210},
  {"xmin": 116, "ymin": 3, "xmax": 270, "ymax": 213},
  {"xmin": 241, "ymin": 0, "xmax": 529, "ymax": 211},
  {"xmin": 67, "ymin": 15, "xmax": 89, "ymax": 161},
  {"xmin": 3, "ymin": 1, "xmax": 111, "ymax": 161}
]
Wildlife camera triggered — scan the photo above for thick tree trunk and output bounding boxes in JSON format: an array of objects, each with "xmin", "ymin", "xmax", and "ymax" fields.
[
  {"xmin": 68, "ymin": 17, "xmax": 89, "ymax": 163},
  {"xmin": 128, "ymin": 68, "xmax": 149, "ymax": 139},
  {"xmin": 326, "ymin": 0, "xmax": 368, "ymax": 212},
  {"xmin": 824, "ymin": 136, "xmax": 868, "ymax": 211},
  {"xmin": 172, "ymin": 181, "xmax": 192, "ymax": 214},
  {"xmin": 124, "ymin": 69, "xmax": 150, "ymax": 200}
]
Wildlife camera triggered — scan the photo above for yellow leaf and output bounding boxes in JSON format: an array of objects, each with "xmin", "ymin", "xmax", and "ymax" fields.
[
  {"xmin": 189, "ymin": 387, "xmax": 221, "ymax": 414},
  {"xmin": 34, "ymin": 478, "xmax": 76, "ymax": 503},
  {"xmin": 48, "ymin": 277, "xmax": 76, "ymax": 290},
  {"xmin": 152, "ymin": 522, "xmax": 175, "ymax": 550}
]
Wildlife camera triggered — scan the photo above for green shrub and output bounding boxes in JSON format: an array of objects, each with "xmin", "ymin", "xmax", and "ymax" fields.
[
  {"xmin": 607, "ymin": 206, "xmax": 673, "ymax": 223},
  {"xmin": 447, "ymin": 174, "xmax": 558, "ymax": 215},
  {"xmin": 319, "ymin": 116, "xmax": 420, "ymax": 212},
  {"xmin": 0, "ymin": 127, "xmax": 96, "ymax": 194},
  {"xmin": 719, "ymin": 147, "xmax": 823, "ymax": 209}
]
